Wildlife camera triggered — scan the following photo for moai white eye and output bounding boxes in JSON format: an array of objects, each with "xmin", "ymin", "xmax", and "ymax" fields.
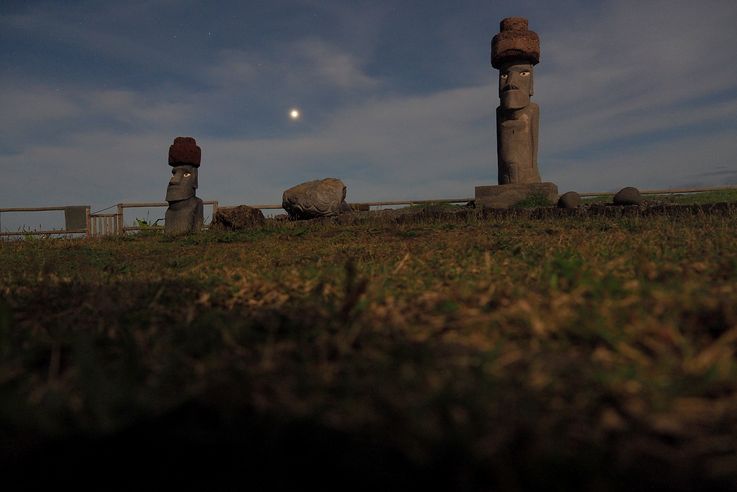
[
  {"xmin": 501, "ymin": 73, "xmax": 508, "ymax": 79},
  {"xmin": 184, "ymin": 172, "xmax": 192, "ymax": 177},
  {"xmin": 521, "ymin": 71, "xmax": 530, "ymax": 76}
]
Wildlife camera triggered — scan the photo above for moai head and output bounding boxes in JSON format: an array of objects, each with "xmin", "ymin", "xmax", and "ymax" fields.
[
  {"xmin": 492, "ymin": 17, "xmax": 540, "ymax": 111},
  {"xmin": 166, "ymin": 165, "xmax": 198, "ymax": 201},
  {"xmin": 499, "ymin": 62, "xmax": 534, "ymax": 110},
  {"xmin": 166, "ymin": 137, "xmax": 201, "ymax": 202}
]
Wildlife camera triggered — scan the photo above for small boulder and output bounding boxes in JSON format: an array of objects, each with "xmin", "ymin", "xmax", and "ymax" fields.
[
  {"xmin": 282, "ymin": 178, "xmax": 348, "ymax": 219},
  {"xmin": 557, "ymin": 191, "xmax": 581, "ymax": 209},
  {"xmin": 211, "ymin": 205, "xmax": 265, "ymax": 230},
  {"xmin": 613, "ymin": 187, "xmax": 642, "ymax": 205}
]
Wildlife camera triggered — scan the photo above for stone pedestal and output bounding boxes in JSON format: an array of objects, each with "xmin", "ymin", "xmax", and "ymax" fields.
[{"xmin": 475, "ymin": 182, "xmax": 558, "ymax": 209}]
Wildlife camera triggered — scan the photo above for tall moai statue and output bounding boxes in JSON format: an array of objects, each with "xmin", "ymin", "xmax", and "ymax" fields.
[
  {"xmin": 493, "ymin": 17, "xmax": 541, "ymax": 184},
  {"xmin": 165, "ymin": 137, "xmax": 204, "ymax": 236},
  {"xmin": 474, "ymin": 17, "xmax": 557, "ymax": 208}
]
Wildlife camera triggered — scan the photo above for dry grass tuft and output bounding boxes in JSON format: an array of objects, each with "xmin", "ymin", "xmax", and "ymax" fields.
[{"xmin": 2, "ymin": 207, "xmax": 737, "ymax": 489}]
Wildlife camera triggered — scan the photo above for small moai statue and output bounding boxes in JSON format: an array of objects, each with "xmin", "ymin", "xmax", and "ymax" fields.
[
  {"xmin": 165, "ymin": 137, "xmax": 203, "ymax": 236},
  {"xmin": 492, "ymin": 17, "xmax": 541, "ymax": 184}
]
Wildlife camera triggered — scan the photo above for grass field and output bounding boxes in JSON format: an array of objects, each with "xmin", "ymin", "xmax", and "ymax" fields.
[{"xmin": 2, "ymin": 198, "xmax": 737, "ymax": 490}]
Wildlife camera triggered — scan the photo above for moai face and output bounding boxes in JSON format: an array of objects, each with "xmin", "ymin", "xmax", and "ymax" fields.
[
  {"xmin": 499, "ymin": 62, "xmax": 534, "ymax": 111},
  {"xmin": 166, "ymin": 165, "xmax": 198, "ymax": 202}
]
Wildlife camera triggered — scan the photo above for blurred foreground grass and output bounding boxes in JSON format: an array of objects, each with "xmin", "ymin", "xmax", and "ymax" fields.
[{"xmin": 2, "ymin": 206, "xmax": 737, "ymax": 490}]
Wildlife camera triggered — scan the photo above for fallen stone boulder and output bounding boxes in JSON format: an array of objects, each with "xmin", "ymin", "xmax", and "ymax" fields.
[
  {"xmin": 613, "ymin": 187, "xmax": 642, "ymax": 205},
  {"xmin": 282, "ymin": 178, "xmax": 348, "ymax": 219},
  {"xmin": 211, "ymin": 205, "xmax": 265, "ymax": 230},
  {"xmin": 557, "ymin": 191, "xmax": 581, "ymax": 209}
]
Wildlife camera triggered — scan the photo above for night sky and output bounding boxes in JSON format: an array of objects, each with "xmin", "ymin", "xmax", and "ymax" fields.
[{"xmin": 2, "ymin": 0, "xmax": 737, "ymax": 219}]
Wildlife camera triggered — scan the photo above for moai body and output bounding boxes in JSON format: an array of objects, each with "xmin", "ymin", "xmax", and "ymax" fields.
[
  {"xmin": 475, "ymin": 17, "xmax": 557, "ymax": 208},
  {"xmin": 165, "ymin": 137, "xmax": 204, "ymax": 236},
  {"xmin": 493, "ymin": 17, "xmax": 541, "ymax": 185},
  {"xmin": 497, "ymin": 62, "xmax": 540, "ymax": 184}
]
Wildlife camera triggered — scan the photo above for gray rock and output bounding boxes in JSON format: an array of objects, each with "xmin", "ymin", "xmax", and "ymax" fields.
[
  {"xmin": 613, "ymin": 187, "xmax": 642, "ymax": 205},
  {"xmin": 211, "ymin": 205, "xmax": 265, "ymax": 230},
  {"xmin": 475, "ymin": 182, "xmax": 558, "ymax": 209},
  {"xmin": 557, "ymin": 191, "xmax": 581, "ymax": 209},
  {"xmin": 282, "ymin": 178, "xmax": 348, "ymax": 219}
]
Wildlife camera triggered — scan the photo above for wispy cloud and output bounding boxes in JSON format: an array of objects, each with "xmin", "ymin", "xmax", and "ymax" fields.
[
  {"xmin": 1, "ymin": 0, "xmax": 736, "ymax": 217},
  {"xmin": 207, "ymin": 39, "xmax": 378, "ymax": 92}
]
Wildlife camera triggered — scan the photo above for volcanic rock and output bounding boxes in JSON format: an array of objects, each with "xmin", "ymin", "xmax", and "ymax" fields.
[
  {"xmin": 613, "ymin": 187, "xmax": 642, "ymax": 205},
  {"xmin": 211, "ymin": 205, "xmax": 265, "ymax": 230},
  {"xmin": 168, "ymin": 137, "xmax": 201, "ymax": 167},
  {"xmin": 557, "ymin": 191, "xmax": 581, "ymax": 209},
  {"xmin": 282, "ymin": 178, "xmax": 348, "ymax": 219},
  {"xmin": 491, "ymin": 17, "xmax": 540, "ymax": 68}
]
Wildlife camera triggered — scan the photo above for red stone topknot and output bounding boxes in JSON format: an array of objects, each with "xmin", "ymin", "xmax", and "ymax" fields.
[
  {"xmin": 168, "ymin": 136, "xmax": 201, "ymax": 167},
  {"xmin": 491, "ymin": 16, "xmax": 540, "ymax": 69}
]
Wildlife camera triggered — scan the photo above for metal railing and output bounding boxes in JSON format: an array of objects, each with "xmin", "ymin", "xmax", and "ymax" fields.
[
  {"xmin": 247, "ymin": 197, "xmax": 475, "ymax": 210},
  {"xmin": 578, "ymin": 185, "xmax": 737, "ymax": 197}
]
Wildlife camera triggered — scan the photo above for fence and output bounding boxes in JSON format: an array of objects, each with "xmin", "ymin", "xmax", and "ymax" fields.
[
  {"xmin": 244, "ymin": 185, "xmax": 737, "ymax": 210},
  {"xmin": 88, "ymin": 213, "xmax": 122, "ymax": 237},
  {"xmin": 0, "ymin": 206, "xmax": 90, "ymax": 238},
  {"xmin": 246, "ymin": 197, "xmax": 474, "ymax": 210},
  {"xmin": 112, "ymin": 201, "xmax": 219, "ymax": 234},
  {"xmin": 578, "ymin": 185, "xmax": 737, "ymax": 197},
  {"xmin": 2, "ymin": 185, "xmax": 736, "ymax": 238},
  {"xmin": 0, "ymin": 201, "xmax": 218, "ymax": 238}
]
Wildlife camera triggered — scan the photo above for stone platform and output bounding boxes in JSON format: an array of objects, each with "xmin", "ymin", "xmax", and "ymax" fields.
[{"xmin": 475, "ymin": 182, "xmax": 558, "ymax": 209}]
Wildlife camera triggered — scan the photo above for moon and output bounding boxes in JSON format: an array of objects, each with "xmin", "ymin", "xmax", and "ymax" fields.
[{"xmin": 289, "ymin": 108, "xmax": 301, "ymax": 120}]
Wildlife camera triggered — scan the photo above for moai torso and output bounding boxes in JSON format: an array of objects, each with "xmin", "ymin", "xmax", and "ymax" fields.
[
  {"xmin": 497, "ymin": 102, "xmax": 540, "ymax": 184},
  {"xmin": 165, "ymin": 196, "xmax": 204, "ymax": 236}
]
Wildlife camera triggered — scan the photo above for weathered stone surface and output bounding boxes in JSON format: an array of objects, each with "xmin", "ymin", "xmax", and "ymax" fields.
[
  {"xmin": 282, "ymin": 178, "xmax": 348, "ymax": 219},
  {"xmin": 557, "ymin": 191, "xmax": 581, "ymax": 209},
  {"xmin": 497, "ymin": 93, "xmax": 540, "ymax": 184},
  {"xmin": 165, "ymin": 197, "xmax": 203, "ymax": 236},
  {"xmin": 168, "ymin": 136, "xmax": 201, "ymax": 167},
  {"xmin": 475, "ymin": 182, "xmax": 558, "ymax": 209},
  {"xmin": 491, "ymin": 17, "xmax": 540, "ymax": 69},
  {"xmin": 492, "ymin": 18, "xmax": 542, "ymax": 186},
  {"xmin": 166, "ymin": 166, "xmax": 198, "ymax": 202},
  {"xmin": 211, "ymin": 205, "xmax": 265, "ymax": 230},
  {"xmin": 613, "ymin": 187, "xmax": 642, "ymax": 205},
  {"xmin": 165, "ymin": 137, "xmax": 203, "ymax": 236}
]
